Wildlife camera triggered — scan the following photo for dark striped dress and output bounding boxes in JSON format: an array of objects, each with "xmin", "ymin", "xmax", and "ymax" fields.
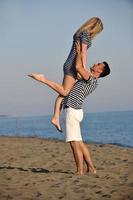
[
  {"xmin": 63, "ymin": 31, "xmax": 92, "ymax": 79},
  {"xmin": 63, "ymin": 76, "xmax": 98, "ymax": 109}
]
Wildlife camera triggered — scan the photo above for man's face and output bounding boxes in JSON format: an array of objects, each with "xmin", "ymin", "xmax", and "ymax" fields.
[{"xmin": 91, "ymin": 63, "xmax": 105, "ymax": 76}]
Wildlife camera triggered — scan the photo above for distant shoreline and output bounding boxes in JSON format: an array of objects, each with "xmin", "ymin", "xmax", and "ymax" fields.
[
  {"xmin": 0, "ymin": 110, "xmax": 133, "ymax": 118},
  {"xmin": 0, "ymin": 115, "xmax": 9, "ymax": 117}
]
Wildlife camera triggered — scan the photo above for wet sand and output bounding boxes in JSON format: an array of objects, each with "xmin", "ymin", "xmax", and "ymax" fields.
[{"xmin": 0, "ymin": 136, "xmax": 133, "ymax": 200}]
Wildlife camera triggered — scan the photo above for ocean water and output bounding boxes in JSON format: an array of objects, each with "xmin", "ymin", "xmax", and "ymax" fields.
[{"xmin": 0, "ymin": 111, "xmax": 133, "ymax": 148}]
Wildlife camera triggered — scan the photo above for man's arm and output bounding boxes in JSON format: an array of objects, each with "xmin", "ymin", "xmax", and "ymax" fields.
[
  {"xmin": 75, "ymin": 42, "xmax": 91, "ymax": 81},
  {"xmin": 80, "ymin": 43, "xmax": 87, "ymax": 69}
]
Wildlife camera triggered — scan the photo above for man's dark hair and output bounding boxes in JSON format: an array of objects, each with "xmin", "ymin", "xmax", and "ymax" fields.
[{"xmin": 100, "ymin": 61, "xmax": 110, "ymax": 78}]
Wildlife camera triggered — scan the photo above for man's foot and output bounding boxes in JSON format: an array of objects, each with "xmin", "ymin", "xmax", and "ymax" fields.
[
  {"xmin": 87, "ymin": 166, "xmax": 96, "ymax": 174},
  {"xmin": 51, "ymin": 118, "xmax": 62, "ymax": 133},
  {"xmin": 76, "ymin": 171, "xmax": 84, "ymax": 175},
  {"xmin": 28, "ymin": 73, "xmax": 46, "ymax": 83}
]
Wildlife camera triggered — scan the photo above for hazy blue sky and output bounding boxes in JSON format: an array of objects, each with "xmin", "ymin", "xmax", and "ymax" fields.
[{"xmin": 0, "ymin": 0, "xmax": 133, "ymax": 116}]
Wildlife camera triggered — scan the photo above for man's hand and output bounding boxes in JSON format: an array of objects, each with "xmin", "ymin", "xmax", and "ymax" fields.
[
  {"xmin": 75, "ymin": 41, "xmax": 81, "ymax": 55},
  {"xmin": 77, "ymin": 72, "xmax": 82, "ymax": 80}
]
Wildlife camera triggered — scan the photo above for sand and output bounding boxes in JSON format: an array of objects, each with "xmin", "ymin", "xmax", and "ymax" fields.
[{"xmin": 0, "ymin": 136, "xmax": 132, "ymax": 200}]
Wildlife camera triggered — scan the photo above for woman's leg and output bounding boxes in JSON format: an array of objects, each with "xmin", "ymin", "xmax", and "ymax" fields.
[
  {"xmin": 51, "ymin": 95, "xmax": 63, "ymax": 132},
  {"xmin": 70, "ymin": 141, "xmax": 84, "ymax": 175},
  {"xmin": 28, "ymin": 74, "xmax": 76, "ymax": 97},
  {"xmin": 28, "ymin": 42, "xmax": 82, "ymax": 96},
  {"xmin": 79, "ymin": 141, "xmax": 96, "ymax": 174},
  {"xmin": 51, "ymin": 75, "xmax": 76, "ymax": 131},
  {"xmin": 28, "ymin": 74, "xmax": 76, "ymax": 131}
]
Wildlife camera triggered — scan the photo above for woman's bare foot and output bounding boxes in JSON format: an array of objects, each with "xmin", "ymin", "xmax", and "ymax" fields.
[
  {"xmin": 51, "ymin": 117, "xmax": 62, "ymax": 133},
  {"xmin": 28, "ymin": 73, "xmax": 46, "ymax": 83}
]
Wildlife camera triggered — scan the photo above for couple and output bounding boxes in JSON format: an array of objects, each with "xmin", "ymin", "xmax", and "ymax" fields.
[{"xmin": 28, "ymin": 17, "xmax": 110, "ymax": 175}]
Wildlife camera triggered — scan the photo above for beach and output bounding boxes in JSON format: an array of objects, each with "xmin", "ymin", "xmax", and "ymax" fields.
[{"xmin": 0, "ymin": 136, "xmax": 132, "ymax": 200}]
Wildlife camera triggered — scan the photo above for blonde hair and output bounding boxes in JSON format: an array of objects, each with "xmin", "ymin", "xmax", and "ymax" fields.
[{"xmin": 75, "ymin": 17, "xmax": 103, "ymax": 39}]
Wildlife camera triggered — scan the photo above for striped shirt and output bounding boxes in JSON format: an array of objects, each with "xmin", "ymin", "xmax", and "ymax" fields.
[
  {"xmin": 63, "ymin": 31, "xmax": 92, "ymax": 79},
  {"xmin": 63, "ymin": 76, "xmax": 98, "ymax": 109}
]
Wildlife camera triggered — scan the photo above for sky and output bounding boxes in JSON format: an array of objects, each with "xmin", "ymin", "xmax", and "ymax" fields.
[{"xmin": 0, "ymin": 0, "xmax": 133, "ymax": 116}]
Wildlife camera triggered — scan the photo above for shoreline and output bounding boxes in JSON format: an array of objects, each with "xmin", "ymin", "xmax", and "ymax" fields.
[
  {"xmin": 0, "ymin": 136, "xmax": 133, "ymax": 200},
  {"xmin": 0, "ymin": 135, "xmax": 132, "ymax": 148}
]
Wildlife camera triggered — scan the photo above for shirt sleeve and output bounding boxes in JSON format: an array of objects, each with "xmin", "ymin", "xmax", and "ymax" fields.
[{"xmin": 80, "ymin": 31, "xmax": 92, "ymax": 48}]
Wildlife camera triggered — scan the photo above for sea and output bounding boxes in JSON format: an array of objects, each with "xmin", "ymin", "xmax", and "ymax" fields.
[{"xmin": 0, "ymin": 110, "xmax": 133, "ymax": 148}]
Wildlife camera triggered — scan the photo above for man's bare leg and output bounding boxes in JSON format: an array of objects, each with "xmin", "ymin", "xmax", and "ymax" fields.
[
  {"xmin": 70, "ymin": 141, "xmax": 84, "ymax": 175},
  {"xmin": 79, "ymin": 141, "xmax": 96, "ymax": 174}
]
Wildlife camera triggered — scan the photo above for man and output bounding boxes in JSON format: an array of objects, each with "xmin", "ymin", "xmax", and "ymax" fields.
[
  {"xmin": 62, "ymin": 43, "xmax": 110, "ymax": 174},
  {"xmin": 28, "ymin": 42, "xmax": 110, "ymax": 175}
]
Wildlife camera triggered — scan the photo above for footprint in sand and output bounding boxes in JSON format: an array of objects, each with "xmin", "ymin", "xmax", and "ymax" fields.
[
  {"xmin": 96, "ymin": 190, "xmax": 102, "ymax": 194},
  {"xmin": 36, "ymin": 192, "xmax": 42, "ymax": 197},
  {"xmin": 102, "ymin": 194, "xmax": 112, "ymax": 198}
]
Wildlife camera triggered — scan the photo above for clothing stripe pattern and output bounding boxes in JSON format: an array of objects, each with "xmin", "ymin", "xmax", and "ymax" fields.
[
  {"xmin": 63, "ymin": 31, "xmax": 92, "ymax": 79},
  {"xmin": 63, "ymin": 76, "xmax": 98, "ymax": 109}
]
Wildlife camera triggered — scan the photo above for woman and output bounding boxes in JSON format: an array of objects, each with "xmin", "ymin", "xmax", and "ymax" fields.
[{"xmin": 28, "ymin": 17, "xmax": 103, "ymax": 132}]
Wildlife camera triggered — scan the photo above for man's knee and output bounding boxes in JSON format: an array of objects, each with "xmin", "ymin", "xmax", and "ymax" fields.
[
  {"xmin": 70, "ymin": 141, "xmax": 80, "ymax": 148},
  {"xmin": 70, "ymin": 141, "xmax": 75, "ymax": 148}
]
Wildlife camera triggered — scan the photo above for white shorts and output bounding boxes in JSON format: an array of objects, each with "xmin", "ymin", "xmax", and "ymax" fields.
[{"xmin": 65, "ymin": 107, "xmax": 83, "ymax": 142}]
